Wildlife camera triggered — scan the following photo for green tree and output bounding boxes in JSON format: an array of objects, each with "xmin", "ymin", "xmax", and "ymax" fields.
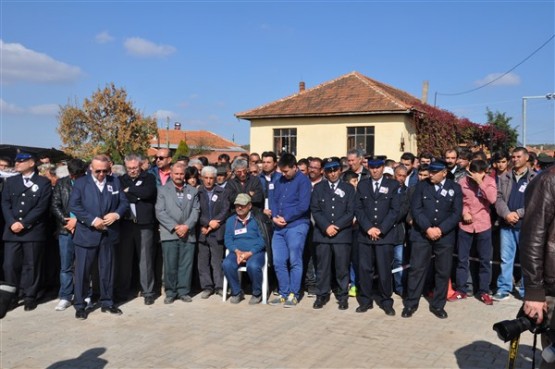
[
  {"xmin": 57, "ymin": 83, "xmax": 158, "ymax": 160},
  {"xmin": 486, "ymin": 108, "xmax": 518, "ymax": 152},
  {"xmin": 172, "ymin": 140, "xmax": 190, "ymax": 161}
]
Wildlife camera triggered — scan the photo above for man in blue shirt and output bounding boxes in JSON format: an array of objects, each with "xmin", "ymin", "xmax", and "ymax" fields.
[
  {"xmin": 222, "ymin": 194, "xmax": 268, "ymax": 304},
  {"xmin": 269, "ymin": 153, "xmax": 312, "ymax": 307}
]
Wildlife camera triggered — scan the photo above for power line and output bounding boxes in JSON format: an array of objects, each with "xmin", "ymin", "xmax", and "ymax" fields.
[{"xmin": 434, "ymin": 34, "xmax": 554, "ymax": 104}]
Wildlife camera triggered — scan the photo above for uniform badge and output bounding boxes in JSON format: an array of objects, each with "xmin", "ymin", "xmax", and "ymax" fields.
[
  {"xmin": 334, "ymin": 188, "xmax": 345, "ymax": 198},
  {"xmin": 448, "ymin": 189, "xmax": 455, "ymax": 197},
  {"xmin": 107, "ymin": 185, "xmax": 113, "ymax": 192},
  {"xmin": 379, "ymin": 187, "xmax": 389, "ymax": 194},
  {"xmin": 440, "ymin": 189, "xmax": 448, "ymax": 197},
  {"xmin": 31, "ymin": 184, "xmax": 39, "ymax": 192}
]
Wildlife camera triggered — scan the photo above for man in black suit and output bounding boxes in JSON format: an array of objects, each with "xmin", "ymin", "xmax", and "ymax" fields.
[
  {"xmin": 1, "ymin": 152, "xmax": 52, "ymax": 311},
  {"xmin": 355, "ymin": 159, "xmax": 400, "ymax": 316},
  {"xmin": 69, "ymin": 154, "xmax": 128, "ymax": 320},
  {"xmin": 310, "ymin": 158, "xmax": 355, "ymax": 310},
  {"xmin": 197, "ymin": 166, "xmax": 230, "ymax": 299},
  {"xmin": 116, "ymin": 154, "xmax": 157, "ymax": 305},
  {"xmin": 402, "ymin": 161, "xmax": 462, "ymax": 319}
]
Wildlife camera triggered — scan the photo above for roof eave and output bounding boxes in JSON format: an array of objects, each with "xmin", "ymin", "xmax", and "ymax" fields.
[{"xmin": 236, "ymin": 109, "xmax": 413, "ymax": 121}]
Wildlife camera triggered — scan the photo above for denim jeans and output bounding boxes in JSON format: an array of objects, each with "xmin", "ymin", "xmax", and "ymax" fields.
[
  {"xmin": 455, "ymin": 229, "xmax": 492, "ymax": 294},
  {"xmin": 272, "ymin": 222, "xmax": 309, "ymax": 299},
  {"xmin": 496, "ymin": 227, "xmax": 524, "ymax": 296},
  {"xmin": 58, "ymin": 234, "xmax": 75, "ymax": 300},
  {"xmin": 392, "ymin": 244, "xmax": 404, "ymax": 294},
  {"xmin": 222, "ymin": 251, "xmax": 265, "ymax": 296}
]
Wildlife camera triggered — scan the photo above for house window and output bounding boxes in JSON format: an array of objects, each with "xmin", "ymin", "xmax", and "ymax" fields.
[
  {"xmin": 347, "ymin": 126, "xmax": 375, "ymax": 155},
  {"xmin": 274, "ymin": 128, "xmax": 297, "ymax": 156}
]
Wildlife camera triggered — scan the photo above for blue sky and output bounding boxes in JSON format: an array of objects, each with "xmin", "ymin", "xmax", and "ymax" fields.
[{"xmin": 1, "ymin": 1, "xmax": 554, "ymax": 150}]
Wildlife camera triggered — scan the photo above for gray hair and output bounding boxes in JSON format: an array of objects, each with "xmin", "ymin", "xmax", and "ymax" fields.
[
  {"xmin": 111, "ymin": 164, "xmax": 126, "ymax": 177},
  {"xmin": 394, "ymin": 165, "xmax": 408, "ymax": 174},
  {"xmin": 124, "ymin": 154, "xmax": 143, "ymax": 163},
  {"xmin": 231, "ymin": 158, "xmax": 248, "ymax": 171},
  {"xmin": 347, "ymin": 148, "xmax": 365, "ymax": 158},
  {"xmin": 201, "ymin": 166, "xmax": 217, "ymax": 177}
]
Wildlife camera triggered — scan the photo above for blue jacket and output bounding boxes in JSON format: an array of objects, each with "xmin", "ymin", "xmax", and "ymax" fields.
[
  {"xmin": 2, "ymin": 173, "xmax": 52, "ymax": 242},
  {"xmin": 355, "ymin": 177, "xmax": 401, "ymax": 245},
  {"xmin": 224, "ymin": 212, "xmax": 265, "ymax": 254},
  {"xmin": 311, "ymin": 180, "xmax": 355, "ymax": 244},
  {"xmin": 409, "ymin": 179, "xmax": 463, "ymax": 244},
  {"xmin": 69, "ymin": 174, "xmax": 129, "ymax": 247},
  {"xmin": 270, "ymin": 171, "xmax": 312, "ymax": 229}
]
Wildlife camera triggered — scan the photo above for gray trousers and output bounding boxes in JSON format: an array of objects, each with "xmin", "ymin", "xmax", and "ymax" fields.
[
  {"xmin": 162, "ymin": 239, "xmax": 195, "ymax": 298},
  {"xmin": 197, "ymin": 237, "xmax": 224, "ymax": 291},
  {"xmin": 116, "ymin": 222, "xmax": 155, "ymax": 298}
]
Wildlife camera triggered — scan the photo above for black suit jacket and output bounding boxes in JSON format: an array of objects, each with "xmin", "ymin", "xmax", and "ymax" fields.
[
  {"xmin": 355, "ymin": 177, "xmax": 400, "ymax": 245},
  {"xmin": 226, "ymin": 175, "xmax": 264, "ymax": 210},
  {"xmin": 409, "ymin": 179, "xmax": 463, "ymax": 244},
  {"xmin": 119, "ymin": 171, "xmax": 157, "ymax": 225},
  {"xmin": 198, "ymin": 185, "xmax": 231, "ymax": 242},
  {"xmin": 311, "ymin": 180, "xmax": 355, "ymax": 244},
  {"xmin": 2, "ymin": 173, "xmax": 52, "ymax": 242}
]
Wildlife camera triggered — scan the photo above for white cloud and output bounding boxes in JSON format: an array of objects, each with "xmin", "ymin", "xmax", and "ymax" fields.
[
  {"xmin": 0, "ymin": 40, "xmax": 82, "ymax": 84},
  {"xmin": 29, "ymin": 104, "xmax": 59, "ymax": 116},
  {"xmin": 474, "ymin": 72, "xmax": 521, "ymax": 87},
  {"xmin": 0, "ymin": 98, "xmax": 24, "ymax": 114},
  {"xmin": 124, "ymin": 37, "xmax": 176, "ymax": 58},
  {"xmin": 153, "ymin": 110, "xmax": 178, "ymax": 121},
  {"xmin": 95, "ymin": 31, "xmax": 115, "ymax": 44}
]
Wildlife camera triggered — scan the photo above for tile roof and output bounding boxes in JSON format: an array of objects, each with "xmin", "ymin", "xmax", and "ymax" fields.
[
  {"xmin": 150, "ymin": 129, "xmax": 243, "ymax": 150},
  {"xmin": 235, "ymin": 71, "xmax": 423, "ymax": 119}
]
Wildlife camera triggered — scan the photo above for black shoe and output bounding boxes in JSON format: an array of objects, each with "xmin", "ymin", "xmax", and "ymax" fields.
[
  {"xmin": 401, "ymin": 306, "xmax": 417, "ymax": 318},
  {"xmin": 338, "ymin": 301, "xmax": 349, "ymax": 310},
  {"xmin": 355, "ymin": 304, "xmax": 373, "ymax": 313},
  {"xmin": 382, "ymin": 306, "xmax": 396, "ymax": 316},
  {"xmin": 144, "ymin": 296, "xmax": 155, "ymax": 305},
  {"xmin": 101, "ymin": 305, "xmax": 123, "ymax": 315},
  {"xmin": 429, "ymin": 306, "xmax": 448, "ymax": 319},
  {"xmin": 24, "ymin": 300, "xmax": 37, "ymax": 311},
  {"xmin": 313, "ymin": 296, "xmax": 329, "ymax": 309},
  {"xmin": 75, "ymin": 309, "xmax": 87, "ymax": 320}
]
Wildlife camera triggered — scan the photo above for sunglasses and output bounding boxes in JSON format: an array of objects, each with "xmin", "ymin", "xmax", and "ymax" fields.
[
  {"xmin": 94, "ymin": 169, "xmax": 109, "ymax": 174},
  {"xmin": 156, "ymin": 156, "xmax": 169, "ymax": 160}
]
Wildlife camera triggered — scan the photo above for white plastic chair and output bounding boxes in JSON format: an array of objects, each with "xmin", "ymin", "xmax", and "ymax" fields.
[{"xmin": 222, "ymin": 250, "xmax": 268, "ymax": 304}]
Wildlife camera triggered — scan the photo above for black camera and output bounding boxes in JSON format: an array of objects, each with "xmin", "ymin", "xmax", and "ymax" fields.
[{"xmin": 493, "ymin": 306, "xmax": 549, "ymax": 342}]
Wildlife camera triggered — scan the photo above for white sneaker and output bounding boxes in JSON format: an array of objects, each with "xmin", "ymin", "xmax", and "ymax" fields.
[
  {"xmin": 84, "ymin": 297, "xmax": 94, "ymax": 310},
  {"xmin": 55, "ymin": 299, "xmax": 71, "ymax": 311}
]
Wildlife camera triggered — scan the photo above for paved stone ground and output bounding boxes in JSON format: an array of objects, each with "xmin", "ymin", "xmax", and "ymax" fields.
[{"xmin": 0, "ymin": 293, "xmax": 542, "ymax": 369}]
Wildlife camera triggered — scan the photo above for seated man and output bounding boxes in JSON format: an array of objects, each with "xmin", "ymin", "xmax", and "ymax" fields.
[{"xmin": 222, "ymin": 194, "xmax": 271, "ymax": 304}]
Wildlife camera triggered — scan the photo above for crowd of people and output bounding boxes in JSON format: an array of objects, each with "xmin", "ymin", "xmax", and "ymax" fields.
[{"xmin": 0, "ymin": 145, "xmax": 553, "ymax": 321}]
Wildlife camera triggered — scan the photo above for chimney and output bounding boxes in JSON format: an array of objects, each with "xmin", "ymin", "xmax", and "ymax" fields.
[
  {"xmin": 421, "ymin": 81, "xmax": 429, "ymax": 103},
  {"xmin": 299, "ymin": 81, "xmax": 305, "ymax": 92},
  {"xmin": 174, "ymin": 122, "xmax": 181, "ymax": 130}
]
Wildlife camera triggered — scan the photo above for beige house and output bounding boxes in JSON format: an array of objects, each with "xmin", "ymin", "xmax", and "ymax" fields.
[{"xmin": 236, "ymin": 71, "xmax": 424, "ymax": 159}]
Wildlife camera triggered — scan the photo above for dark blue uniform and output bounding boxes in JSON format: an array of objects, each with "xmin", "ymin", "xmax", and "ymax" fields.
[
  {"xmin": 311, "ymin": 180, "xmax": 355, "ymax": 304},
  {"xmin": 355, "ymin": 177, "xmax": 400, "ymax": 311},
  {"xmin": 404, "ymin": 178, "xmax": 462, "ymax": 313},
  {"xmin": 1, "ymin": 173, "xmax": 52, "ymax": 304}
]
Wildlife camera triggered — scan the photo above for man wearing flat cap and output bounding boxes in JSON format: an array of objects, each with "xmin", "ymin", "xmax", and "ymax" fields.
[
  {"xmin": 310, "ymin": 158, "xmax": 355, "ymax": 310},
  {"xmin": 355, "ymin": 158, "xmax": 400, "ymax": 316},
  {"xmin": 402, "ymin": 160, "xmax": 462, "ymax": 319},
  {"xmin": 222, "ymin": 193, "xmax": 272, "ymax": 304},
  {"xmin": 2, "ymin": 152, "xmax": 52, "ymax": 311}
]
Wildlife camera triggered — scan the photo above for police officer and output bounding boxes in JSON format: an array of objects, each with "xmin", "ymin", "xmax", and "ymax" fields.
[
  {"xmin": 402, "ymin": 161, "xmax": 462, "ymax": 319},
  {"xmin": 1, "ymin": 152, "xmax": 52, "ymax": 311},
  {"xmin": 355, "ymin": 159, "xmax": 400, "ymax": 316},
  {"xmin": 311, "ymin": 158, "xmax": 355, "ymax": 310}
]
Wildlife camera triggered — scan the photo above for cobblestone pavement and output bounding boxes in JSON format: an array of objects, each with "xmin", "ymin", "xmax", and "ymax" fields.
[{"xmin": 0, "ymin": 292, "xmax": 542, "ymax": 369}]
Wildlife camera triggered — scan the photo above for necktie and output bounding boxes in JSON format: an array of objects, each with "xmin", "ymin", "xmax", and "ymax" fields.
[
  {"xmin": 374, "ymin": 181, "xmax": 379, "ymax": 194},
  {"xmin": 437, "ymin": 183, "xmax": 443, "ymax": 194},
  {"xmin": 331, "ymin": 183, "xmax": 336, "ymax": 192}
]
